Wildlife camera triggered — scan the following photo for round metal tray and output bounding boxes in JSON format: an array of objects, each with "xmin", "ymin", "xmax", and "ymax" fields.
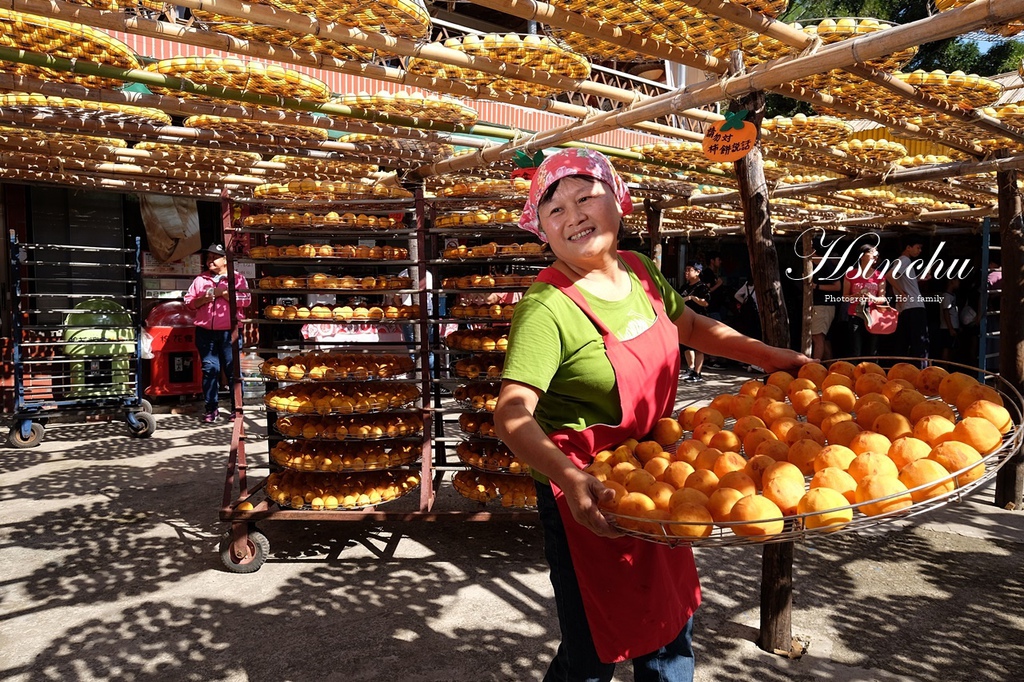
[{"xmin": 601, "ymin": 357, "xmax": 1024, "ymax": 548}]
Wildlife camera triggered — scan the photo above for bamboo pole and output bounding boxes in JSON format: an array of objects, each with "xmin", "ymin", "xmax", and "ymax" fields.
[
  {"xmin": 410, "ymin": 0, "xmax": 1024, "ymax": 177},
  {"xmin": 663, "ymin": 152, "xmax": 1024, "ymax": 208},
  {"xmin": 682, "ymin": 0, "xmax": 1024, "ymax": 149},
  {"xmin": 472, "ymin": 0, "xmax": 993, "ymax": 156}
]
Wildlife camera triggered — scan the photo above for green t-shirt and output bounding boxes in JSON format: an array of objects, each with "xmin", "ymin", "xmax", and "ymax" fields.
[{"xmin": 502, "ymin": 252, "xmax": 685, "ymax": 436}]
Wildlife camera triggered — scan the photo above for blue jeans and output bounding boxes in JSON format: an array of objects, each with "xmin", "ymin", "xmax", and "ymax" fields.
[
  {"xmin": 194, "ymin": 326, "xmax": 238, "ymax": 411},
  {"xmin": 536, "ymin": 482, "xmax": 696, "ymax": 682}
]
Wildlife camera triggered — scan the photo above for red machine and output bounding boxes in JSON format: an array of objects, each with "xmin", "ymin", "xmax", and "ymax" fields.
[{"xmin": 145, "ymin": 301, "xmax": 201, "ymax": 397}]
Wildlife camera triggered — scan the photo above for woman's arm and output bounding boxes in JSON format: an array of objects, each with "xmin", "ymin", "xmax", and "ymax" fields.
[
  {"xmin": 494, "ymin": 381, "xmax": 621, "ymax": 538},
  {"xmin": 675, "ymin": 306, "xmax": 810, "ymax": 372}
]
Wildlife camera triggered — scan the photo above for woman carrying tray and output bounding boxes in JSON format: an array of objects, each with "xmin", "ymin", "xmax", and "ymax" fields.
[{"xmin": 494, "ymin": 149, "xmax": 807, "ymax": 681}]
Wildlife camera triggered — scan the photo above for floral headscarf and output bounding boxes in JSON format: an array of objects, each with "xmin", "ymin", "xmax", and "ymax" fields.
[{"xmin": 518, "ymin": 148, "xmax": 633, "ymax": 242}]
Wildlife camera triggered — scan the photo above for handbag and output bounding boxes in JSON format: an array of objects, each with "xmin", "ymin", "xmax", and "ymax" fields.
[{"xmin": 856, "ymin": 301, "xmax": 898, "ymax": 335}]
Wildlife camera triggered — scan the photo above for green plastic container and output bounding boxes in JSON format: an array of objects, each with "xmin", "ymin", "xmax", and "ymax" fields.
[{"xmin": 63, "ymin": 299, "xmax": 136, "ymax": 398}]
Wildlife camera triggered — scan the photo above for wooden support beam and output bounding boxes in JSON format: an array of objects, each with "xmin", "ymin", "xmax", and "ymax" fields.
[
  {"xmin": 995, "ymin": 165, "xmax": 1024, "ymax": 510},
  {"xmin": 800, "ymin": 230, "xmax": 813, "ymax": 357},
  {"xmin": 727, "ymin": 48, "xmax": 794, "ymax": 654}
]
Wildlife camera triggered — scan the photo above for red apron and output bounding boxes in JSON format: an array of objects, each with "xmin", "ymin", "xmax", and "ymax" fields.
[{"xmin": 539, "ymin": 251, "xmax": 701, "ymax": 663}]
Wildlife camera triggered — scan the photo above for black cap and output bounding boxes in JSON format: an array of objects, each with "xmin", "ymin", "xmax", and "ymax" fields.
[{"xmin": 204, "ymin": 244, "xmax": 226, "ymax": 257}]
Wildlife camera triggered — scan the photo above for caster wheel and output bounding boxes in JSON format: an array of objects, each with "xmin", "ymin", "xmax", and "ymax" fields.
[
  {"xmin": 8, "ymin": 422, "xmax": 44, "ymax": 448},
  {"xmin": 139, "ymin": 399, "xmax": 153, "ymax": 414},
  {"xmin": 127, "ymin": 412, "xmax": 156, "ymax": 438},
  {"xmin": 219, "ymin": 529, "xmax": 270, "ymax": 573}
]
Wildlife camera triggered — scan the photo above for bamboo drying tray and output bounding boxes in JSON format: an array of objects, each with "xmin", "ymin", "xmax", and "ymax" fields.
[
  {"xmin": 225, "ymin": 0, "xmax": 432, "ymax": 40},
  {"xmin": 406, "ymin": 33, "xmax": 590, "ymax": 98},
  {"xmin": 826, "ymin": 71, "xmax": 1003, "ymax": 115},
  {"xmin": 252, "ymin": 178, "xmax": 413, "ymax": 200},
  {"xmin": 0, "ymin": 93, "xmax": 171, "ymax": 126},
  {"xmin": 189, "ymin": 13, "xmax": 393, "ymax": 63},
  {"xmin": 133, "ymin": 141, "xmax": 263, "ymax": 166},
  {"xmin": 432, "ymin": 177, "xmax": 531, "ymax": 198},
  {"xmin": 833, "ymin": 139, "xmax": 907, "ymax": 164},
  {"xmin": 0, "ymin": 125, "xmax": 127, "ymax": 150},
  {"xmin": 184, "ymin": 114, "xmax": 330, "ymax": 142},
  {"xmin": 0, "ymin": 8, "xmax": 140, "ymax": 90},
  {"xmin": 630, "ymin": 141, "xmax": 711, "ymax": 167},
  {"xmin": 145, "ymin": 56, "xmax": 331, "ymax": 104},
  {"xmin": 268, "ymin": 156, "xmax": 379, "ymax": 179},
  {"xmin": 336, "ymin": 133, "xmax": 454, "ymax": 159},
  {"xmin": 760, "ymin": 115, "xmax": 853, "ymax": 145},
  {"xmin": 331, "ymin": 91, "xmax": 478, "ymax": 127}
]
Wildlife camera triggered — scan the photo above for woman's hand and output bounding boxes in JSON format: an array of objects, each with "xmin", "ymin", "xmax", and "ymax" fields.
[
  {"xmin": 557, "ymin": 468, "xmax": 622, "ymax": 539},
  {"xmin": 756, "ymin": 346, "xmax": 813, "ymax": 374}
]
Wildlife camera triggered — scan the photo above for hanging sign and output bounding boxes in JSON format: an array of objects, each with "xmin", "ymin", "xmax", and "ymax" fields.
[{"xmin": 702, "ymin": 109, "xmax": 758, "ymax": 162}]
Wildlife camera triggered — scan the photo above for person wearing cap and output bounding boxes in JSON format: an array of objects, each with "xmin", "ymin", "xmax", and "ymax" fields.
[
  {"xmin": 183, "ymin": 244, "xmax": 251, "ymax": 423},
  {"xmin": 493, "ymin": 148, "xmax": 809, "ymax": 681}
]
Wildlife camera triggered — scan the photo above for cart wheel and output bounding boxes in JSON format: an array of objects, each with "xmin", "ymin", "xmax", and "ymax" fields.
[
  {"xmin": 8, "ymin": 422, "xmax": 44, "ymax": 448},
  {"xmin": 219, "ymin": 529, "xmax": 270, "ymax": 573},
  {"xmin": 139, "ymin": 399, "xmax": 153, "ymax": 414},
  {"xmin": 127, "ymin": 412, "xmax": 156, "ymax": 438}
]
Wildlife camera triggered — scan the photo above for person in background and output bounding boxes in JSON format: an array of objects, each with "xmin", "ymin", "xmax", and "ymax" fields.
[
  {"xmin": 887, "ymin": 236, "xmax": 930, "ymax": 362},
  {"xmin": 843, "ymin": 244, "xmax": 886, "ymax": 358},
  {"xmin": 810, "ymin": 253, "xmax": 842, "ymax": 361},
  {"xmin": 700, "ymin": 251, "xmax": 724, "ymax": 321},
  {"xmin": 987, "ymin": 258, "xmax": 1002, "ymax": 295},
  {"xmin": 494, "ymin": 148, "xmax": 808, "ymax": 682},
  {"xmin": 938, "ymin": 278, "xmax": 960, "ymax": 362},
  {"xmin": 679, "ymin": 262, "xmax": 711, "ymax": 383},
  {"xmin": 184, "ymin": 244, "xmax": 250, "ymax": 424}
]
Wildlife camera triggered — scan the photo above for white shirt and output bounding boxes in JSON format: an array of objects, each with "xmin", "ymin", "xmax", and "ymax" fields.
[{"xmin": 891, "ymin": 255, "xmax": 924, "ymax": 312}]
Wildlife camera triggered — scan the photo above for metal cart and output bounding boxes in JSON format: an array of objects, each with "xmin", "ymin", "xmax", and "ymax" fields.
[{"xmin": 5, "ymin": 232, "xmax": 155, "ymax": 447}]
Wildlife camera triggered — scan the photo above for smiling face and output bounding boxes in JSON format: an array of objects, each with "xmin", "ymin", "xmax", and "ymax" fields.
[
  {"xmin": 684, "ymin": 266, "xmax": 701, "ymax": 283},
  {"xmin": 537, "ymin": 176, "xmax": 622, "ymax": 267}
]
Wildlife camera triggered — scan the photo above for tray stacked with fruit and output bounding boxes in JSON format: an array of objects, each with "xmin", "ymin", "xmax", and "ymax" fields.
[
  {"xmin": 453, "ymin": 470, "xmax": 537, "ymax": 508},
  {"xmin": 271, "ymin": 440, "xmax": 420, "ymax": 472},
  {"xmin": 276, "ymin": 413, "xmax": 423, "ymax": 440},
  {"xmin": 266, "ymin": 470, "xmax": 420, "ymax": 510},
  {"xmin": 264, "ymin": 383, "xmax": 420, "ymax": 414},
  {"xmin": 588, "ymin": 359, "xmax": 1022, "ymax": 546},
  {"xmin": 260, "ymin": 352, "xmax": 415, "ymax": 382}
]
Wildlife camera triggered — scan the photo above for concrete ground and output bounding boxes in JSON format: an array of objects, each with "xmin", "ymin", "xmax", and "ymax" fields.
[{"xmin": 1, "ymin": 369, "xmax": 1023, "ymax": 682}]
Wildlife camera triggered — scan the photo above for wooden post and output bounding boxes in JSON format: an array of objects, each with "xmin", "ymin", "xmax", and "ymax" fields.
[
  {"xmin": 645, "ymin": 198, "xmax": 664, "ymax": 271},
  {"xmin": 800, "ymin": 231, "xmax": 813, "ymax": 357},
  {"xmin": 995, "ymin": 168, "xmax": 1024, "ymax": 510},
  {"xmin": 729, "ymin": 51, "xmax": 794, "ymax": 654}
]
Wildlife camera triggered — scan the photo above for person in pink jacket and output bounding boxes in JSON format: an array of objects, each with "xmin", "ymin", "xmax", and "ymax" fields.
[{"xmin": 183, "ymin": 244, "xmax": 250, "ymax": 423}]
